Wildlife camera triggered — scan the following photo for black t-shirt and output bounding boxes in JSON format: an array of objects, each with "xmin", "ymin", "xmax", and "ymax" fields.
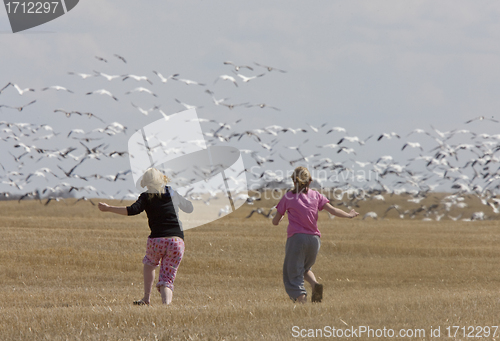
[{"xmin": 126, "ymin": 187, "xmax": 193, "ymax": 239}]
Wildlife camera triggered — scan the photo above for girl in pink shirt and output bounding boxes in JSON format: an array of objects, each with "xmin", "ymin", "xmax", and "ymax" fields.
[{"xmin": 272, "ymin": 166, "xmax": 359, "ymax": 303}]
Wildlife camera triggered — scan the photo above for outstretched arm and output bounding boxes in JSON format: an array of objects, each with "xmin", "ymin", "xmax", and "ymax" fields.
[
  {"xmin": 322, "ymin": 202, "xmax": 359, "ymax": 218},
  {"xmin": 272, "ymin": 211, "xmax": 284, "ymax": 225},
  {"xmin": 98, "ymin": 202, "xmax": 128, "ymax": 215},
  {"xmin": 174, "ymin": 190, "xmax": 194, "ymax": 213}
]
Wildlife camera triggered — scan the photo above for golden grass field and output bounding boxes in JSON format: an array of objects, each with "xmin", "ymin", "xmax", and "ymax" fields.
[{"xmin": 1, "ymin": 192, "xmax": 500, "ymax": 340}]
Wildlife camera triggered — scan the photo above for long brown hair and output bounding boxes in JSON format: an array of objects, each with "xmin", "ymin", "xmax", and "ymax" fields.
[{"xmin": 291, "ymin": 166, "xmax": 312, "ymax": 194}]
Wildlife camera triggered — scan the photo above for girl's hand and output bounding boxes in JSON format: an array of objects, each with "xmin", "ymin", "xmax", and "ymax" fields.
[
  {"xmin": 98, "ymin": 202, "xmax": 110, "ymax": 212},
  {"xmin": 349, "ymin": 209, "xmax": 359, "ymax": 218}
]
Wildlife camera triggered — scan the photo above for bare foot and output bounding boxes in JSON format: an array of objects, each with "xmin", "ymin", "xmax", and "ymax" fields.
[{"xmin": 159, "ymin": 285, "xmax": 173, "ymax": 305}]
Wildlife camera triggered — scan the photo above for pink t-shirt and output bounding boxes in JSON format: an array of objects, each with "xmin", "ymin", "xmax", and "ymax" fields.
[{"xmin": 276, "ymin": 189, "xmax": 330, "ymax": 239}]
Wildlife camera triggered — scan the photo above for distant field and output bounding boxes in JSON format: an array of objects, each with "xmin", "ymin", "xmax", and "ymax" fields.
[{"xmin": 1, "ymin": 195, "xmax": 499, "ymax": 340}]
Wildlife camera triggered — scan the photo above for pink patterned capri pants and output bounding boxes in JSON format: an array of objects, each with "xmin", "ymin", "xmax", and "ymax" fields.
[{"xmin": 143, "ymin": 237, "xmax": 185, "ymax": 292}]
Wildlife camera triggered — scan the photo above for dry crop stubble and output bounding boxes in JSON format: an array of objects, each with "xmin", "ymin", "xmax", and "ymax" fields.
[{"xmin": 0, "ymin": 198, "xmax": 499, "ymax": 340}]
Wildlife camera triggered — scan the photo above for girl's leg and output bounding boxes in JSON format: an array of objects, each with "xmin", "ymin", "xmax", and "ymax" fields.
[
  {"xmin": 157, "ymin": 237, "xmax": 185, "ymax": 305},
  {"xmin": 293, "ymin": 271, "xmax": 318, "ymax": 304},
  {"xmin": 297, "ymin": 270, "xmax": 319, "ymax": 303},
  {"xmin": 304, "ymin": 270, "xmax": 319, "ymax": 289},
  {"xmin": 142, "ymin": 263, "xmax": 156, "ymax": 304},
  {"xmin": 303, "ymin": 236, "xmax": 322, "ymax": 303},
  {"xmin": 305, "ymin": 269, "xmax": 323, "ymax": 303},
  {"xmin": 283, "ymin": 234, "xmax": 308, "ymax": 301},
  {"xmin": 139, "ymin": 238, "xmax": 164, "ymax": 304}
]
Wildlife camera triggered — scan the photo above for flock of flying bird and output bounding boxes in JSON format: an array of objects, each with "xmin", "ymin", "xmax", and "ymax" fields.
[{"xmin": 1, "ymin": 54, "xmax": 500, "ymax": 222}]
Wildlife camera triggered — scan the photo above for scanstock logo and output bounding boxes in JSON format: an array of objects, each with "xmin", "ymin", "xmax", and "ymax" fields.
[
  {"xmin": 3, "ymin": 0, "xmax": 79, "ymax": 33},
  {"xmin": 128, "ymin": 109, "xmax": 249, "ymax": 230}
]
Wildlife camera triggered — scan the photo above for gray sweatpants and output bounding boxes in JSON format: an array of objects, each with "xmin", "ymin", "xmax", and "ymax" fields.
[{"xmin": 283, "ymin": 233, "xmax": 321, "ymax": 300}]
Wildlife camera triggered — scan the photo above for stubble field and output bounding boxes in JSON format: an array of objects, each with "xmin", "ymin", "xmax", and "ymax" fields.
[{"xmin": 1, "ymin": 193, "xmax": 499, "ymax": 340}]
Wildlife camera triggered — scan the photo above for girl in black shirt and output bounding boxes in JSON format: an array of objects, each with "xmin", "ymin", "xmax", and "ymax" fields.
[{"xmin": 99, "ymin": 168, "xmax": 193, "ymax": 305}]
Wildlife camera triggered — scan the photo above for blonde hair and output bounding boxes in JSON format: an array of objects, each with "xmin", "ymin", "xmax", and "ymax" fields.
[
  {"xmin": 291, "ymin": 166, "xmax": 312, "ymax": 194},
  {"xmin": 140, "ymin": 168, "xmax": 171, "ymax": 199}
]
